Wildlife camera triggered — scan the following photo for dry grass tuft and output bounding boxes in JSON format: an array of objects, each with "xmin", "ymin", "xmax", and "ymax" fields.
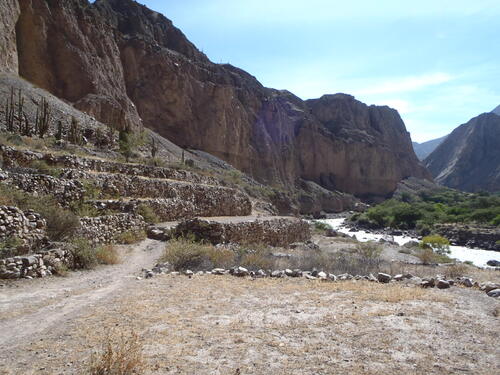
[
  {"xmin": 89, "ymin": 329, "xmax": 145, "ymax": 375},
  {"xmin": 443, "ymin": 263, "xmax": 469, "ymax": 279},
  {"xmin": 115, "ymin": 230, "xmax": 147, "ymax": 245},
  {"xmin": 96, "ymin": 245, "xmax": 121, "ymax": 265}
]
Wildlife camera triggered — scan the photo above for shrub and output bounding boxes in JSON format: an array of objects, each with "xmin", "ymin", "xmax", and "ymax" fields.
[
  {"xmin": 205, "ymin": 246, "xmax": 236, "ymax": 269},
  {"xmin": 43, "ymin": 205, "xmax": 81, "ymax": 241},
  {"xmin": 69, "ymin": 238, "xmax": 98, "ymax": 270},
  {"xmin": 415, "ymin": 247, "xmax": 452, "ymax": 265},
  {"xmin": 29, "ymin": 160, "xmax": 62, "ymax": 177},
  {"xmin": 420, "ymin": 235, "xmax": 450, "ymax": 255},
  {"xmin": 444, "ymin": 263, "xmax": 469, "ymax": 279},
  {"xmin": 115, "ymin": 230, "xmax": 146, "ymax": 245},
  {"xmin": 89, "ymin": 329, "xmax": 145, "ymax": 375},
  {"xmin": 239, "ymin": 244, "xmax": 274, "ymax": 271},
  {"xmin": 96, "ymin": 245, "xmax": 121, "ymax": 265},
  {"xmin": 162, "ymin": 237, "xmax": 215, "ymax": 271},
  {"xmin": 0, "ymin": 236, "xmax": 23, "ymax": 258},
  {"xmin": 136, "ymin": 204, "xmax": 160, "ymax": 224},
  {"xmin": 312, "ymin": 221, "xmax": 332, "ymax": 233}
]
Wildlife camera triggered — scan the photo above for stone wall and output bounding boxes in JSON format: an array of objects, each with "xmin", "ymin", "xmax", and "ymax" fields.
[
  {"xmin": 91, "ymin": 197, "xmax": 247, "ymax": 222},
  {"xmin": 0, "ymin": 145, "xmax": 218, "ymax": 185},
  {"xmin": 0, "ymin": 170, "xmax": 85, "ymax": 205},
  {"xmin": 0, "ymin": 247, "xmax": 70, "ymax": 279},
  {"xmin": 173, "ymin": 218, "xmax": 311, "ymax": 247},
  {"xmin": 0, "ymin": 206, "xmax": 46, "ymax": 255},
  {"xmin": 78, "ymin": 213, "xmax": 147, "ymax": 244},
  {"xmin": 76, "ymin": 172, "xmax": 252, "ymax": 216}
]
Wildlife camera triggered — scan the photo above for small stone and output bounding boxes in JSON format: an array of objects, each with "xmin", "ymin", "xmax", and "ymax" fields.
[
  {"xmin": 271, "ymin": 270, "xmax": 284, "ymax": 278},
  {"xmin": 234, "ymin": 267, "xmax": 249, "ymax": 277},
  {"xmin": 393, "ymin": 274, "xmax": 404, "ymax": 281},
  {"xmin": 487, "ymin": 289, "xmax": 500, "ymax": 298},
  {"xmin": 482, "ymin": 283, "xmax": 500, "ymax": 293},
  {"xmin": 185, "ymin": 270, "xmax": 194, "ymax": 276},
  {"xmin": 317, "ymin": 271, "xmax": 327, "ymax": 279},
  {"xmin": 436, "ymin": 279, "xmax": 450, "ymax": 289},
  {"xmin": 421, "ymin": 280, "xmax": 434, "ymax": 288},
  {"xmin": 212, "ymin": 268, "xmax": 225, "ymax": 275},
  {"xmin": 305, "ymin": 274, "xmax": 317, "ymax": 280},
  {"xmin": 486, "ymin": 260, "xmax": 500, "ymax": 267},
  {"xmin": 377, "ymin": 273, "xmax": 392, "ymax": 283},
  {"xmin": 328, "ymin": 274, "xmax": 337, "ymax": 281}
]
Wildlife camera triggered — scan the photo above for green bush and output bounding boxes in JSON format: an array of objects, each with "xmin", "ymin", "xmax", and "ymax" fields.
[
  {"xmin": 313, "ymin": 221, "xmax": 332, "ymax": 232},
  {"xmin": 136, "ymin": 204, "xmax": 160, "ymax": 224},
  {"xmin": 0, "ymin": 237, "xmax": 23, "ymax": 258},
  {"xmin": 69, "ymin": 238, "xmax": 98, "ymax": 270},
  {"xmin": 420, "ymin": 235, "xmax": 450, "ymax": 255}
]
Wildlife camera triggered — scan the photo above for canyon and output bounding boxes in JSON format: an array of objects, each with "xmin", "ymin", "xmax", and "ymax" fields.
[{"xmin": 0, "ymin": 0, "xmax": 430, "ymax": 201}]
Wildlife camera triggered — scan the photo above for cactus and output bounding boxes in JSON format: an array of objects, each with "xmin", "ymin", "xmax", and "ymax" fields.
[
  {"xmin": 68, "ymin": 116, "xmax": 81, "ymax": 145},
  {"xmin": 35, "ymin": 97, "xmax": 51, "ymax": 138},
  {"xmin": 5, "ymin": 87, "xmax": 15, "ymax": 132},
  {"xmin": 55, "ymin": 120, "xmax": 63, "ymax": 140},
  {"xmin": 16, "ymin": 89, "xmax": 24, "ymax": 132},
  {"xmin": 151, "ymin": 137, "xmax": 158, "ymax": 158}
]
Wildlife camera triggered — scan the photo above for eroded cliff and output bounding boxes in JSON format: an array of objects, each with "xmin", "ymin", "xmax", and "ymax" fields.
[{"xmin": 1, "ymin": 0, "xmax": 430, "ymax": 199}]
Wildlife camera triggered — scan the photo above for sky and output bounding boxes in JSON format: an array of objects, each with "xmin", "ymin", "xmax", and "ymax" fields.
[{"xmin": 135, "ymin": 0, "xmax": 500, "ymax": 142}]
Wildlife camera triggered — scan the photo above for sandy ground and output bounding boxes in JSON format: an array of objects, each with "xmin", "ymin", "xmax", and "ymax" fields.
[{"xmin": 0, "ymin": 238, "xmax": 499, "ymax": 374}]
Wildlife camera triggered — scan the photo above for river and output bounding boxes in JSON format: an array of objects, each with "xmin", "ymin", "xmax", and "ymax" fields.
[{"xmin": 319, "ymin": 218, "xmax": 499, "ymax": 268}]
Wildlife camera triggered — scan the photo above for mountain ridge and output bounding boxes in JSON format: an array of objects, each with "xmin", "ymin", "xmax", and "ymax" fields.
[
  {"xmin": 0, "ymin": 0, "xmax": 430, "ymax": 199},
  {"xmin": 424, "ymin": 112, "xmax": 500, "ymax": 192}
]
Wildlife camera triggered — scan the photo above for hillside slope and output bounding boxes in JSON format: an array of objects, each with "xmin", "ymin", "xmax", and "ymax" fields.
[
  {"xmin": 412, "ymin": 135, "xmax": 448, "ymax": 160},
  {"xmin": 0, "ymin": 0, "xmax": 430, "ymax": 199},
  {"xmin": 424, "ymin": 113, "xmax": 500, "ymax": 192}
]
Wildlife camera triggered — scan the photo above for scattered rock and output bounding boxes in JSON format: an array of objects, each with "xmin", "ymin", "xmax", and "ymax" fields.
[
  {"xmin": 487, "ymin": 289, "xmax": 500, "ymax": 298},
  {"xmin": 436, "ymin": 279, "xmax": 451, "ymax": 289},
  {"xmin": 377, "ymin": 273, "xmax": 392, "ymax": 283}
]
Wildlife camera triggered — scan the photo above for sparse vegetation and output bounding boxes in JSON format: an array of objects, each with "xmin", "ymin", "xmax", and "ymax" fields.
[
  {"xmin": 0, "ymin": 185, "xmax": 80, "ymax": 241},
  {"xmin": 420, "ymin": 234, "xmax": 450, "ymax": 255},
  {"xmin": 0, "ymin": 236, "xmax": 23, "ymax": 258},
  {"xmin": 115, "ymin": 230, "xmax": 147, "ymax": 245},
  {"xmin": 136, "ymin": 204, "xmax": 160, "ymax": 224},
  {"xmin": 96, "ymin": 245, "xmax": 121, "ymax": 265},
  {"xmin": 162, "ymin": 237, "xmax": 216, "ymax": 271},
  {"xmin": 88, "ymin": 329, "xmax": 145, "ymax": 375},
  {"xmin": 69, "ymin": 238, "xmax": 99, "ymax": 270}
]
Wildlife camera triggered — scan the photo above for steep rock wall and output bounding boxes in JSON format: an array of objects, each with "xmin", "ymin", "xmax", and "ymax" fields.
[{"xmin": 3, "ymin": 0, "xmax": 431, "ymax": 199}]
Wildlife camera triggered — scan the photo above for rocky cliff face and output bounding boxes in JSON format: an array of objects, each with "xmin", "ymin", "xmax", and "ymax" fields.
[
  {"xmin": 1, "ymin": 0, "xmax": 430, "ymax": 199},
  {"xmin": 424, "ymin": 113, "xmax": 500, "ymax": 192},
  {"xmin": 412, "ymin": 135, "xmax": 448, "ymax": 160}
]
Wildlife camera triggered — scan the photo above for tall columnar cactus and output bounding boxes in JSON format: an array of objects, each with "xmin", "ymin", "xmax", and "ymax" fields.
[
  {"xmin": 68, "ymin": 116, "xmax": 82, "ymax": 145},
  {"xmin": 35, "ymin": 97, "xmax": 51, "ymax": 138},
  {"xmin": 5, "ymin": 87, "xmax": 15, "ymax": 132},
  {"xmin": 16, "ymin": 89, "xmax": 24, "ymax": 132},
  {"xmin": 151, "ymin": 137, "xmax": 158, "ymax": 158}
]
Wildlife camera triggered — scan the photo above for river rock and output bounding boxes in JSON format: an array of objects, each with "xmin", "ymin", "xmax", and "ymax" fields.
[{"xmin": 487, "ymin": 289, "xmax": 500, "ymax": 298}]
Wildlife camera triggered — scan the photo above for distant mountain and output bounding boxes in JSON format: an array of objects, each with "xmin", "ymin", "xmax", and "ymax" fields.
[
  {"xmin": 424, "ymin": 113, "xmax": 500, "ymax": 192},
  {"xmin": 412, "ymin": 136, "xmax": 448, "ymax": 160},
  {"xmin": 492, "ymin": 105, "xmax": 500, "ymax": 116}
]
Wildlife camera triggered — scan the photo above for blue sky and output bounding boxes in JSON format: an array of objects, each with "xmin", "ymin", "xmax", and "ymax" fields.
[{"xmin": 135, "ymin": 0, "xmax": 500, "ymax": 142}]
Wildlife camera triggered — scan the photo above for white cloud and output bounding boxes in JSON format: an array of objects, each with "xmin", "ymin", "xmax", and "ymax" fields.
[{"xmin": 356, "ymin": 73, "xmax": 453, "ymax": 95}]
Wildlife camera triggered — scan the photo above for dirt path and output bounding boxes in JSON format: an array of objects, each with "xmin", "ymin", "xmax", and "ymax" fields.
[{"xmin": 0, "ymin": 239, "xmax": 163, "ymax": 349}]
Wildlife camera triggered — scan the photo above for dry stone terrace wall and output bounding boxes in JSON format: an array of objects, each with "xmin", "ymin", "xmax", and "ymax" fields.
[
  {"xmin": 92, "ymin": 198, "xmax": 247, "ymax": 222},
  {"xmin": 173, "ymin": 218, "xmax": 311, "ymax": 247},
  {"xmin": 73, "ymin": 172, "xmax": 252, "ymax": 216},
  {"xmin": 78, "ymin": 213, "xmax": 147, "ymax": 244},
  {"xmin": 0, "ymin": 206, "xmax": 46, "ymax": 254},
  {"xmin": 0, "ymin": 169, "xmax": 85, "ymax": 205},
  {"xmin": 0, "ymin": 248, "xmax": 70, "ymax": 279},
  {"xmin": 0, "ymin": 146, "xmax": 219, "ymax": 185}
]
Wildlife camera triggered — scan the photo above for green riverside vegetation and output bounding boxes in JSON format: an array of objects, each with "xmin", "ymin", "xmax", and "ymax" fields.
[{"xmin": 351, "ymin": 190, "xmax": 500, "ymax": 234}]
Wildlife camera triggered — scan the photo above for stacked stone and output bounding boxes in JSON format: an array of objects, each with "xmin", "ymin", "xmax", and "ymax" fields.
[
  {"xmin": 78, "ymin": 213, "xmax": 147, "ymax": 244},
  {"xmin": 0, "ymin": 248, "xmax": 70, "ymax": 279},
  {"xmin": 0, "ymin": 145, "xmax": 219, "ymax": 185},
  {"xmin": 172, "ymin": 218, "xmax": 311, "ymax": 247},
  {"xmin": 0, "ymin": 206, "xmax": 46, "ymax": 248},
  {"xmin": 1, "ymin": 171, "xmax": 85, "ymax": 205}
]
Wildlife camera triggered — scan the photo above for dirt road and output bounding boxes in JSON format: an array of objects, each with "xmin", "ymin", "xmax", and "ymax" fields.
[{"xmin": 0, "ymin": 239, "xmax": 163, "ymax": 350}]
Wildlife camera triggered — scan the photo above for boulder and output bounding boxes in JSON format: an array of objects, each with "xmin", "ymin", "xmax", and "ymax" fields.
[
  {"xmin": 436, "ymin": 279, "xmax": 451, "ymax": 289},
  {"xmin": 487, "ymin": 260, "xmax": 500, "ymax": 267},
  {"xmin": 487, "ymin": 289, "xmax": 500, "ymax": 298},
  {"xmin": 377, "ymin": 273, "xmax": 392, "ymax": 283}
]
